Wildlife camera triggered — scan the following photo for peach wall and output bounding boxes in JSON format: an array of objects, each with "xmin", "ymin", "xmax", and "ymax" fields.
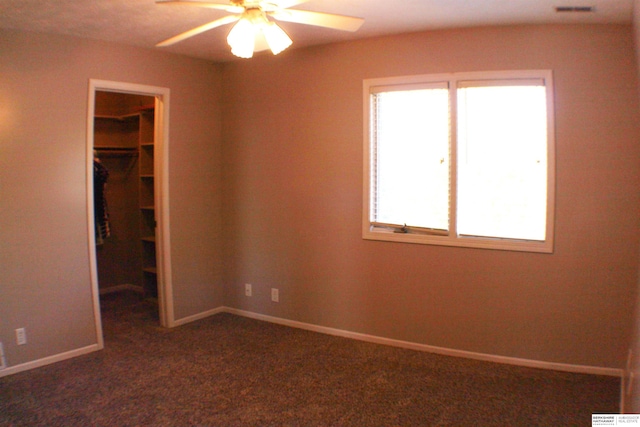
[
  {"xmin": 0, "ymin": 29, "xmax": 224, "ymax": 367},
  {"xmin": 221, "ymin": 24, "xmax": 640, "ymax": 370},
  {"xmin": 623, "ymin": 0, "xmax": 640, "ymax": 412},
  {"xmin": 637, "ymin": 0, "xmax": 640, "ymax": 91}
]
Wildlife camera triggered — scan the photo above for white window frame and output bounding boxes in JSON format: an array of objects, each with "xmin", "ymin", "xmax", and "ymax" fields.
[{"xmin": 362, "ymin": 70, "xmax": 555, "ymax": 253}]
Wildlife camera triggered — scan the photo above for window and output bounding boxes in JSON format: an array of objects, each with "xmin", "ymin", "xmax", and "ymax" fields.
[{"xmin": 363, "ymin": 70, "xmax": 555, "ymax": 252}]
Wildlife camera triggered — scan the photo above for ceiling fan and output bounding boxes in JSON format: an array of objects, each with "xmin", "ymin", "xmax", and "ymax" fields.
[{"xmin": 156, "ymin": 0, "xmax": 365, "ymax": 58}]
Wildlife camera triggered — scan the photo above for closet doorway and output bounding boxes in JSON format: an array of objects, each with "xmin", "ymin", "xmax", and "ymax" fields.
[{"xmin": 87, "ymin": 80, "xmax": 173, "ymax": 347}]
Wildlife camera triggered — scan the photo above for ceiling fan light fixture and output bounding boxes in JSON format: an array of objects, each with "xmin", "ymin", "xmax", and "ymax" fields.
[
  {"xmin": 227, "ymin": 17, "xmax": 256, "ymax": 58},
  {"xmin": 227, "ymin": 10, "xmax": 292, "ymax": 58},
  {"xmin": 155, "ymin": 1, "xmax": 364, "ymax": 59},
  {"xmin": 262, "ymin": 22, "xmax": 292, "ymax": 55}
]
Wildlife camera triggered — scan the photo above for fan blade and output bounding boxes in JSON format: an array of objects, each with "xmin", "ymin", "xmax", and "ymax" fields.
[
  {"xmin": 155, "ymin": 0, "xmax": 243, "ymax": 13},
  {"xmin": 156, "ymin": 14, "xmax": 240, "ymax": 47},
  {"xmin": 264, "ymin": 0, "xmax": 308, "ymax": 10},
  {"xmin": 270, "ymin": 9, "xmax": 363, "ymax": 32}
]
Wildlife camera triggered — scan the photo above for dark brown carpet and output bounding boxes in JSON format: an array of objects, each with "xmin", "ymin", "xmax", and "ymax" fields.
[{"xmin": 0, "ymin": 291, "xmax": 620, "ymax": 426}]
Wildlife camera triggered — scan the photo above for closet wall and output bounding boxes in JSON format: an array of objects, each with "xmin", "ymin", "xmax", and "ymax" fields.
[{"xmin": 94, "ymin": 91, "xmax": 155, "ymax": 295}]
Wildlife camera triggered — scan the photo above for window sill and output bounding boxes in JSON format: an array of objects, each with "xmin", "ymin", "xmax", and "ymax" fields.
[{"xmin": 363, "ymin": 227, "xmax": 553, "ymax": 253}]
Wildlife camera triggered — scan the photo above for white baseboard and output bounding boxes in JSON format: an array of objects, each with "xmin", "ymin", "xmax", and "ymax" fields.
[
  {"xmin": 1, "ymin": 306, "xmax": 623, "ymax": 381},
  {"xmin": 99, "ymin": 284, "xmax": 144, "ymax": 295},
  {"xmin": 172, "ymin": 306, "xmax": 226, "ymax": 327},
  {"xmin": 222, "ymin": 307, "xmax": 623, "ymax": 378},
  {"xmin": 0, "ymin": 344, "xmax": 101, "ymax": 378}
]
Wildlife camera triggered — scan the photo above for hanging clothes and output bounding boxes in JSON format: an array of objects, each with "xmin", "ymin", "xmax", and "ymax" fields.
[{"xmin": 94, "ymin": 157, "xmax": 111, "ymax": 245}]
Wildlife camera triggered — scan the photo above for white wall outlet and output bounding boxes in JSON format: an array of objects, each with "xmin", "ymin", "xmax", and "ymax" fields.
[
  {"xmin": 16, "ymin": 328, "xmax": 27, "ymax": 345},
  {"xmin": 271, "ymin": 288, "xmax": 279, "ymax": 302},
  {"xmin": 245, "ymin": 283, "xmax": 252, "ymax": 297},
  {"xmin": 0, "ymin": 342, "xmax": 6, "ymax": 370}
]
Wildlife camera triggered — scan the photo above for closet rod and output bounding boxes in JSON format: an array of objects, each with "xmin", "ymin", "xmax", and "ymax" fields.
[
  {"xmin": 95, "ymin": 146, "xmax": 138, "ymax": 151},
  {"xmin": 94, "ymin": 147, "xmax": 139, "ymax": 157}
]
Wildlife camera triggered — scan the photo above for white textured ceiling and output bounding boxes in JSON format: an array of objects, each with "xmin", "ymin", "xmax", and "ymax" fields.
[{"xmin": 0, "ymin": 0, "xmax": 633, "ymax": 62}]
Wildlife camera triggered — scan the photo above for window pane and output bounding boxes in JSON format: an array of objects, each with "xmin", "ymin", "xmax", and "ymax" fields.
[
  {"xmin": 457, "ymin": 85, "xmax": 547, "ymax": 241},
  {"xmin": 372, "ymin": 89, "xmax": 449, "ymax": 230}
]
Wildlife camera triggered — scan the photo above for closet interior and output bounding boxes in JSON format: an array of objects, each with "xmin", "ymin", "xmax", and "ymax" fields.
[{"xmin": 93, "ymin": 91, "xmax": 158, "ymax": 306}]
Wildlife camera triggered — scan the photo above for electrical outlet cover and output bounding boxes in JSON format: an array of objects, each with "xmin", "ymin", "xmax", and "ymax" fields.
[
  {"xmin": 16, "ymin": 328, "xmax": 27, "ymax": 345},
  {"xmin": 0, "ymin": 342, "xmax": 6, "ymax": 370}
]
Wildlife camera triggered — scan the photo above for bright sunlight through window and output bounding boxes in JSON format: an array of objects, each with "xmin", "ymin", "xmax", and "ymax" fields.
[{"xmin": 363, "ymin": 71, "xmax": 555, "ymax": 253}]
